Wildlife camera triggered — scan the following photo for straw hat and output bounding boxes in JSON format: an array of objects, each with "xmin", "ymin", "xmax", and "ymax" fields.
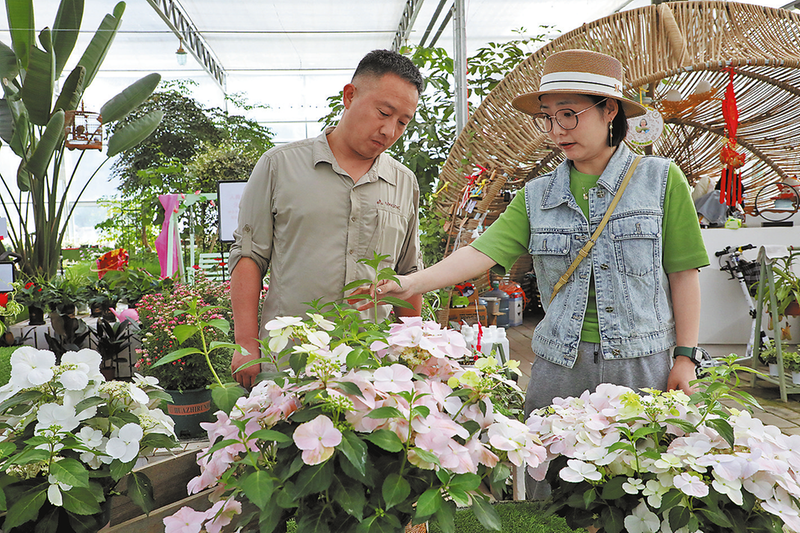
[{"xmin": 512, "ymin": 49, "xmax": 647, "ymax": 118}]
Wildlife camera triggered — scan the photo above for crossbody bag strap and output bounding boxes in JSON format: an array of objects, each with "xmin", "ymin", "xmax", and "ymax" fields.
[{"xmin": 548, "ymin": 155, "xmax": 643, "ymax": 304}]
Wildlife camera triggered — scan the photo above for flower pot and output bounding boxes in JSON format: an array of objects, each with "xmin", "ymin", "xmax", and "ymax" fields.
[
  {"xmin": 164, "ymin": 387, "xmax": 214, "ymax": 439},
  {"xmin": 786, "ymin": 300, "xmax": 800, "ymax": 317},
  {"xmin": 28, "ymin": 305, "xmax": 45, "ymax": 325},
  {"xmin": 793, "ymin": 371, "xmax": 800, "ymax": 385},
  {"xmin": 769, "ymin": 363, "xmax": 779, "ymax": 377}
]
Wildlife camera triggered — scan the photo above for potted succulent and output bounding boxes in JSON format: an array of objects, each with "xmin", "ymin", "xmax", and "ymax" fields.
[
  {"xmin": 0, "ymin": 347, "xmax": 178, "ymax": 532},
  {"xmin": 134, "ymin": 274, "xmax": 233, "ymax": 438}
]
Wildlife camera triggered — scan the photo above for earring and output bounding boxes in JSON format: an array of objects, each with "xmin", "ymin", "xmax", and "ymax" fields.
[{"xmin": 607, "ymin": 121, "xmax": 614, "ymax": 146}]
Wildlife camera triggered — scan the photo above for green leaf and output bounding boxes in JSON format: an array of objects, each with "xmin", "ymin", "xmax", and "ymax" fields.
[
  {"xmin": 601, "ymin": 506, "xmax": 625, "ymax": 533},
  {"xmin": 706, "ymin": 418, "xmax": 735, "ymax": 448},
  {"xmin": 4, "ymin": 487, "xmax": 46, "ymax": 530},
  {"xmin": 241, "ymin": 470, "xmax": 274, "ymax": 508},
  {"xmin": 76, "ymin": 2, "xmax": 124, "ymax": 87},
  {"xmin": 34, "ymin": 505, "xmax": 58, "ymax": 533},
  {"xmin": 8, "ymin": 448, "xmax": 49, "ymax": 466},
  {"xmin": 207, "ymin": 318, "xmax": 230, "ymax": 334},
  {"xmin": 338, "ymin": 431, "xmax": 368, "ymax": 477},
  {"xmin": 659, "ymin": 489, "xmax": 684, "ymax": 512},
  {"xmin": 210, "ymin": 382, "xmax": 247, "ymax": 415},
  {"xmin": 50, "ymin": 457, "xmax": 90, "ymax": 488},
  {"xmin": 109, "ymin": 458, "xmax": 136, "ymax": 481},
  {"xmin": 380, "ymin": 296, "xmax": 415, "ymax": 309},
  {"xmin": 73, "ymin": 396, "xmax": 105, "ymax": 416},
  {"xmin": 433, "ymin": 499, "xmax": 457, "ymax": 533},
  {"xmin": 365, "ymin": 406, "xmax": 404, "ymax": 420},
  {"xmin": 0, "ymin": 390, "xmax": 42, "ymax": 413},
  {"xmin": 343, "ymin": 279, "xmax": 372, "ymax": 292},
  {"xmin": 665, "ymin": 418, "xmax": 698, "ymax": 434},
  {"xmin": 250, "ymin": 428, "xmax": 292, "ymax": 443},
  {"xmin": 448, "ymin": 488, "xmax": 471, "ymax": 507},
  {"xmin": 331, "ymin": 380, "xmax": 364, "ymax": 397},
  {"xmin": 61, "ymin": 486, "xmax": 101, "ymax": 515},
  {"xmin": 21, "ymin": 45, "xmax": 55, "ymax": 126},
  {"xmin": 697, "ymin": 504, "xmax": 734, "ymax": 528},
  {"xmin": 669, "ymin": 505, "xmax": 691, "ymax": 531},
  {"xmin": 361, "ymin": 429, "xmax": 403, "ymax": 452},
  {"xmin": 410, "ymin": 447, "xmax": 440, "ymax": 466},
  {"xmin": 601, "ymin": 476, "xmax": 627, "ymax": 500},
  {"xmin": 471, "ymin": 496, "xmax": 502, "ymax": 531},
  {"xmin": 0, "ymin": 40, "xmax": 20, "ymax": 81},
  {"xmin": 209, "ymin": 341, "xmax": 239, "ymax": 352},
  {"xmin": 139, "ymin": 433, "xmax": 179, "ymax": 450},
  {"xmin": 52, "ymin": 0, "xmax": 84, "ymax": 78},
  {"xmin": 6, "ymin": 0, "xmax": 34, "ymax": 70},
  {"xmin": 106, "ymin": 108, "xmax": 163, "ymax": 157},
  {"xmin": 125, "ymin": 471, "xmax": 155, "ymax": 514},
  {"xmin": 292, "ymin": 460, "xmax": 333, "ymax": 499},
  {"xmin": 173, "ymin": 324, "xmax": 199, "ymax": 344},
  {"xmin": 100, "ymin": 72, "xmax": 160, "ymax": 123},
  {"xmin": 333, "ymin": 479, "xmax": 365, "ymax": 520},
  {"xmin": 449, "ymin": 473, "xmax": 480, "ymax": 492},
  {"xmin": 382, "ymin": 473, "xmax": 410, "ymax": 510},
  {"xmin": 415, "ymin": 487, "xmax": 443, "ymax": 518},
  {"xmin": 150, "ymin": 346, "xmax": 201, "ymax": 368},
  {"xmin": 24, "ymin": 108, "xmax": 64, "ymax": 178},
  {"xmin": 582, "ymin": 487, "xmax": 597, "ymax": 509}
]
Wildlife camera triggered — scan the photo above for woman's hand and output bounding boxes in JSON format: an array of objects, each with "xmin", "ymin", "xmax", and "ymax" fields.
[
  {"xmin": 667, "ymin": 356, "xmax": 698, "ymax": 395},
  {"xmin": 347, "ymin": 276, "xmax": 413, "ymax": 311}
]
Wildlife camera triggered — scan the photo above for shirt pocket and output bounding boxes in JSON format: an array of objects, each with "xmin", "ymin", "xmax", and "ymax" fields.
[
  {"xmin": 528, "ymin": 232, "xmax": 571, "ymax": 290},
  {"xmin": 364, "ymin": 205, "xmax": 409, "ymax": 267},
  {"xmin": 610, "ymin": 215, "xmax": 660, "ymax": 277}
]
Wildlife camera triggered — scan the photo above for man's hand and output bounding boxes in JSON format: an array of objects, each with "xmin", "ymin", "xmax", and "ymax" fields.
[
  {"xmin": 667, "ymin": 356, "xmax": 698, "ymax": 395},
  {"xmin": 231, "ymin": 339, "xmax": 261, "ymax": 390}
]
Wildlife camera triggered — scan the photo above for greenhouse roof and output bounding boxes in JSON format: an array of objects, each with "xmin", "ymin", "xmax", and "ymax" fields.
[{"xmin": 3, "ymin": 0, "xmax": 796, "ymax": 144}]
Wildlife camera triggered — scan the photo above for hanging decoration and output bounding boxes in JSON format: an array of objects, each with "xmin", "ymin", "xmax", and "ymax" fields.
[{"xmin": 719, "ymin": 68, "xmax": 745, "ymax": 207}]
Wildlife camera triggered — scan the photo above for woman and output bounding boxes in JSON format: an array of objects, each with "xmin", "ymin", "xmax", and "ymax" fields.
[{"xmin": 357, "ymin": 49, "xmax": 708, "ymax": 415}]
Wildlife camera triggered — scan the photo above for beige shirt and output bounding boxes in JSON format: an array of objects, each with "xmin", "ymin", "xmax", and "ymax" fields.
[{"xmin": 229, "ymin": 128, "xmax": 421, "ymax": 332}]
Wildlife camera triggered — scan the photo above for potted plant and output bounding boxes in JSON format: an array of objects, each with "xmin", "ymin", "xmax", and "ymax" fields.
[
  {"xmin": 86, "ymin": 278, "xmax": 120, "ymax": 321},
  {"xmin": 0, "ymin": 346, "xmax": 179, "ymax": 532},
  {"xmin": 758, "ymin": 337, "xmax": 779, "ymax": 377},
  {"xmin": 103, "ymin": 268, "xmax": 169, "ymax": 308},
  {"xmin": 91, "ymin": 317, "xmax": 133, "ymax": 380},
  {"xmin": 134, "ymin": 274, "xmax": 233, "ymax": 438},
  {"xmin": 760, "ymin": 249, "xmax": 800, "ymax": 319},
  {"xmin": 527, "ymin": 359, "xmax": 800, "ymax": 533},
  {"xmin": 10, "ymin": 276, "xmax": 58, "ymax": 325},
  {"xmin": 782, "ymin": 346, "xmax": 800, "ymax": 384},
  {"xmin": 48, "ymin": 274, "xmax": 91, "ymax": 316}
]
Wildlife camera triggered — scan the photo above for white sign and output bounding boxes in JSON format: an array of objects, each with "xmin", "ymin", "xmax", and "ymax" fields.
[
  {"xmin": 217, "ymin": 181, "xmax": 248, "ymax": 243},
  {"xmin": 626, "ymin": 106, "xmax": 664, "ymax": 147}
]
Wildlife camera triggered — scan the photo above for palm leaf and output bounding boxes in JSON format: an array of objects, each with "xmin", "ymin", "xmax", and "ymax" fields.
[
  {"xmin": 76, "ymin": 1, "xmax": 125, "ymax": 88},
  {"xmin": 52, "ymin": 0, "xmax": 84, "ymax": 78}
]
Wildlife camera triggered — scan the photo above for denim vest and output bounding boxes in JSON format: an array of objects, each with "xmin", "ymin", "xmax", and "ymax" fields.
[{"xmin": 524, "ymin": 144, "xmax": 676, "ymax": 368}]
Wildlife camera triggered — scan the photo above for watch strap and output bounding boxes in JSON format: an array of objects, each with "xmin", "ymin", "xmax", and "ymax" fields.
[{"xmin": 673, "ymin": 346, "xmax": 700, "ymax": 365}]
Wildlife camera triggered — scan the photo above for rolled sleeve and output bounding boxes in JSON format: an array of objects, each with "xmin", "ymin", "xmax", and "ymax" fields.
[{"xmin": 229, "ymin": 153, "xmax": 274, "ymax": 277}]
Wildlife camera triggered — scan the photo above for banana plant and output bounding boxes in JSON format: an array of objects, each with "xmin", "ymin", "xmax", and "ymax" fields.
[{"xmin": 0, "ymin": 0, "xmax": 164, "ymax": 279}]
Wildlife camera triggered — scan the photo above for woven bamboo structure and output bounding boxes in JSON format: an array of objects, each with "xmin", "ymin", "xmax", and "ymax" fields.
[{"xmin": 435, "ymin": 1, "xmax": 800, "ymax": 298}]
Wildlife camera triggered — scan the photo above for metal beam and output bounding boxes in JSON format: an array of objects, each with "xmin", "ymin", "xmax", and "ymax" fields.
[
  {"xmin": 392, "ymin": 0, "xmax": 426, "ymax": 51},
  {"xmin": 146, "ymin": 0, "xmax": 227, "ymax": 92},
  {"xmin": 453, "ymin": 0, "xmax": 468, "ymax": 134},
  {"xmin": 781, "ymin": 0, "xmax": 800, "ymax": 9}
]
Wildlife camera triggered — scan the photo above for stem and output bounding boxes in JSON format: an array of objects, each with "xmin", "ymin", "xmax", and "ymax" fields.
[{"xmin": 195, "ymin": 306, "xmax": 223, "ymax": 387}]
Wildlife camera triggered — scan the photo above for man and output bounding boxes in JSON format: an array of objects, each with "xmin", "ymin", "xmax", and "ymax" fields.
[{"xmin": 229, "ymin": 50, "xmax": 424, "ymax": 389}]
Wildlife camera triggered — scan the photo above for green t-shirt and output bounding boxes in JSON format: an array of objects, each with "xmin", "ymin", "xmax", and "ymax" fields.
[{"xmin": 471, "ymin": 161, "xmax": 709, "ymax": 342}]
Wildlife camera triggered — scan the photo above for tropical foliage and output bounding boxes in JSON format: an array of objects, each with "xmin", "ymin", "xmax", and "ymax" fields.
[{"xmin": 0, "ymin": 0, "xmax": 164, "ymax": 278}]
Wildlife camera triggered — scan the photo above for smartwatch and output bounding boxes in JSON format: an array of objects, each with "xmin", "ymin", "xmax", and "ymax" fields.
[{"xmin": 673, "ymin": 346, "xmax": 709, "ymax": 367}]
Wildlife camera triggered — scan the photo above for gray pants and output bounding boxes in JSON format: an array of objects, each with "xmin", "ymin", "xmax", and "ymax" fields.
[{"xmin": 524, "ymin": 342, "xmax": 671, "ymax": 499}]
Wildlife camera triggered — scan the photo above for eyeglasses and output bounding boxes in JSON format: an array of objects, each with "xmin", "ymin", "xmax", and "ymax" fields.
[{"xmin": 531, "ymin": 98, "xmax": 608, "ymax": 133}]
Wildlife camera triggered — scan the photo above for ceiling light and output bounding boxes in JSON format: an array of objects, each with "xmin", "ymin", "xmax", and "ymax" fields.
[{"xmin": 176, "ymin": 40, "xmax": 187, "ymax": 66}]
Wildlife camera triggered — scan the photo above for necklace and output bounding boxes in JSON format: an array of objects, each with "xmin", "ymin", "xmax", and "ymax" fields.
[{"xmin": 581, "ymin": 186, "xmax": 590, "ymax": 200}]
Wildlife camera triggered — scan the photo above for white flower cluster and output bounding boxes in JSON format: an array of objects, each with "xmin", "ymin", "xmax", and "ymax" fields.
[
  {"xmin": 526, "ymin": 383, "xmax": 800, "ymax": 533},
  {"xmin": 0, "ymin": 347, "xmax": 176, "ymax": 507}
]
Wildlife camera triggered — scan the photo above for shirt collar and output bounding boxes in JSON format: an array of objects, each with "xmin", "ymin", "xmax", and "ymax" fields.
[{"xmin": 312, "ymin": 126, "xmax": 397, "ymax": 186}]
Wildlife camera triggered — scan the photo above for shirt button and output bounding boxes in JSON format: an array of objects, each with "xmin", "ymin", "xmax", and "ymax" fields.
[
  {"xmin": 348, "ymin": 249, "xmax": 354, "ymax": 255},
  {"xmin": 612, "ymin": 349, "xmax": 621, "ymax": 356},
  {"xmin": 600, "ymin": 264, "xmax": 610, "ymax": 270},
  {"xmin": 605, "ymin": 306, "xmax": 614, "ymax": 312},
  {"xmin": 351, "ymin": 216, "xmax": 357, "ymax": 222}
]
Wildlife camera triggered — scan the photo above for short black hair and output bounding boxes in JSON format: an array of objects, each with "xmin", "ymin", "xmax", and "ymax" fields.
[
  {"xmin": 587, "ymin": 95, "xmax": 628, "ymax": 147},
  {"xmin": 353, "ymin": 49, "xmax": 423, "ymax": 95}
]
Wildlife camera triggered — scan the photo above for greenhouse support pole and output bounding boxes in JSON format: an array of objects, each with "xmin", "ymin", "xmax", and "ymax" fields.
[{"xmin": 453, "ymin": 0, "xmax": 468, "ymax": 135}]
